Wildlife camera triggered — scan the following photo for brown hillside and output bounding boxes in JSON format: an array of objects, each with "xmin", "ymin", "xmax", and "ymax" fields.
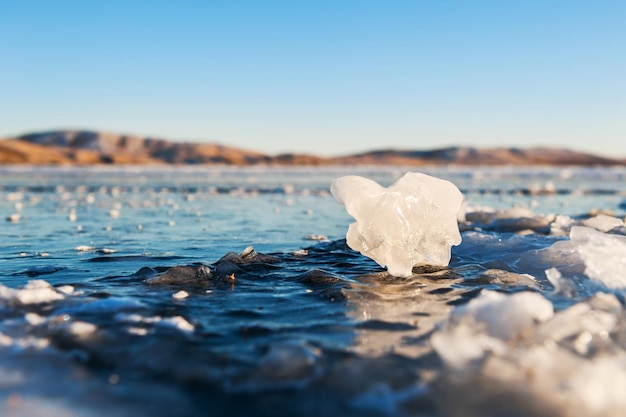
[{"xmin": 1, "ymin": 130, "xmax": 624, "ymax": 166}]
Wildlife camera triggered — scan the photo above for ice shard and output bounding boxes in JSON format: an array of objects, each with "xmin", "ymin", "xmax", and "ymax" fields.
[{"xmin": 331, "ymin": 172, "xmax": 463, "ymax": 277}]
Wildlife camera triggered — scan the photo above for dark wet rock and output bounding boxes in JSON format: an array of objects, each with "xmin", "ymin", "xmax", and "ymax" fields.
[
  {"xmin": 306, "ymin": 239, "xmax": 351, "ymax": 252},
  {"xmin": 216, "ymin": 246, "xmax": 279, "ymax": 265},
  {"xmin": 132, "ymin": 266, "xmax": 159, "ymax": 278},
  {"xmin": 295, "ymin": 269, "xmax": 350, "ymax": 302},
  {"xmin": 356, "ymin": 320, "xmax": 417, "ymax": 331},
  {"xmin": 20, "ymin": 265, "xmax": 66, "ymax": 277},
  {"xmin": 213, "ymin": 261, "xmax": 242, "ymax": 279},
  {"xmin": 411, "ymin": 264, "xmax": 454, "ymax": 275},
  {"xmin": 146, "ymin": 265, "xmax": 212, "ymax": 285},
  {"xmin": 144, "ymin": 247, "xmax": 279, "ymax": 288},
  {"xmin": 429, "ymin": 287, "xmax": 455, "ymax": 295},
  {"xmin": 296, "ymin": 269, "xmax": 344, "ymax": 285},
  {"xmin": 318, "ymin": 287, "xmax": 348, "ymax": 302},
  {"xmin": 473, "ymin": 269, "xmax": 540, "ymax": 289},
  {"xmin": 216, "ymin": 251, "xmax": 245, "ymax": 264},
  {"xmin": 463, "ymin": 212, "xmax": 555, "ymax": 234},
  {"xmin": 411, "ymin": 266, "xmax": 462, "ymax": 282},
  {"xmin": 88, "ymin": 291, "xmax": 111, "ymax": 299}
]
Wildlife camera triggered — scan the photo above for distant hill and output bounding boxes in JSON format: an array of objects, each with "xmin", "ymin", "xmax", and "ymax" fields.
[
  {"xmin": 10, "ymin": 130, "xmax": 273, "ymax": 165},
  {"xmin": 0, "ymin": 129, "xmax": 623, "ymax": 166},
  {"xmin": 333, "ymin": 147, "xmax": 623, "ymax": 166}
]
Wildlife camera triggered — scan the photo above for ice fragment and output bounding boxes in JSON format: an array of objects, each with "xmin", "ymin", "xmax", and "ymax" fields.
[
  {"xmin": 0, "ymin": 280, "xmax": 65, "ymax": 305},
  {"xmin": 581, "ymin": 214, "xmax": 624, "ymax": 232},
  {"xmin": 74, "ymin": 245, "xmax": 95, "ymax": 252},
  {"xmin": 573, "ymin": 226, "xmax": 626, "ymax": 290},
  {"xmin": 172, "ymin": 290, "xmax": 189, "ymax": 300},
  {"xmin": 67, "ymin": 321, "xmax": 97, "ymax": 337},
  {"xmin": 331, "ymin": 172, "xmax": 463, "ymax": 277},
  {"xmin": 432, "ymin": 290, "xmax": 554, "ymax": 370},
  {"xmin": 449, "ymin": 290, "xmax": 554, "ymax": 340}
]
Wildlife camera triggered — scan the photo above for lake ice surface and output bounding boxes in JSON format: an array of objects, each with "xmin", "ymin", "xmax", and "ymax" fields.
[{"xmin": 1, "ymin": 165, "xmax": 626, "ymax": 417}]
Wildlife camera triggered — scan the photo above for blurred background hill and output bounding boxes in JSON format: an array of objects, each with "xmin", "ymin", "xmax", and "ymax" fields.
[{"xmin": 0, "ymin": 130, "xmax": 622, "ymax": 166}]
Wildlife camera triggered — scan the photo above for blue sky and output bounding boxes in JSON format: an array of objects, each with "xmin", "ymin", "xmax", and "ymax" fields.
[{"xmin": 1, "ymin": 1, "xmax": 624, "ymax": 157}]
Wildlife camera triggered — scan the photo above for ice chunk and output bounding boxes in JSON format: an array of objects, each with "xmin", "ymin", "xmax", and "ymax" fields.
[
  {"xmin": 160, "ymin": 316, "xmax": 194, "ymax": 334},
  {"xmin": 0, "ymin": 280, "xmax": 65, "ymax": 305},
  {"xmin": 432, "ymin": 288, "xmax": 626, "ymax": 415},
  {"xmin": 549, "ymin": 214, "xmax": 576, "ymax": 236},
  {"xmin": 431, "ymin": 324, "xmax": 507, "ymax": 370},
  {"xmin": 115, "ymin": 313, "xmax": 194, "ymax": 335},
  {"xmin": 449, "ymin": 290, "xmax": 554, "ymax": 340},
  {"xmin": 56, "ymin": 285, "xmax": 79, "ymax": 295},
  {"xmin": 545, "ymin": 267, "xmax": 578, "ymax": 297},
  {"xmin": 463, "ymin": 205, "xmax": 554, "ymax": 234},
  {"xmin": 581, "ymin": 214, "xmax": 624, "ymax": 232},
  {"xmin": 24, "ymin": 312, "xmax": 46, "ymax": 326},
  {"xmin": 432, "ymin": 290, "xmax": 554, "ymax": 370},
  {"xmin": 172, "ymin": 290, "xmax": 189, "ymax": 300},
  {"xmin": 574, "ymin": 226, "xmax": 626, "ymax": 290},
  {"xmin": 569, "ymin": 357, "xmax": 626, "ymax": 414},
  {"xmin": 331, "ymin": 172, "xmax": 463, "ymax": 277},
  {"xmin": 67, "ymin": 321, "xmax": 97, "ymax": 337}
]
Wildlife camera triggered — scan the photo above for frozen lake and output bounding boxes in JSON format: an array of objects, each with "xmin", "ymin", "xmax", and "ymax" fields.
[{"xmin": 1, "ymin": 165, "xmax": 626, "ymax": 417}]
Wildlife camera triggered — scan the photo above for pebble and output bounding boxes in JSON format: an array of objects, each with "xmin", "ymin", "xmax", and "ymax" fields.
[{"xmin": 172, "ymin": 290, "xmax": 189, "ymax": 300}]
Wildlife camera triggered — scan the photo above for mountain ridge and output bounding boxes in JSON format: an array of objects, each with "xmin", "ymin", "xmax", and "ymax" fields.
[{"xmin": 0, "ymin": 129, "xmax": 623, "ymax": 166}]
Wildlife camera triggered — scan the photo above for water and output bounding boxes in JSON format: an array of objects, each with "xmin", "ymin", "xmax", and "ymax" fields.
[{"xmin": 1, "ymin": 165, "xmax": 626, "ymax": 417}]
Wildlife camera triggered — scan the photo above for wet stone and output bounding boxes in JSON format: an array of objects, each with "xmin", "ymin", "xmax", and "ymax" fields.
[{"xmin": 146, "ymin": 265, "xmax": 212, "ymax": 285}]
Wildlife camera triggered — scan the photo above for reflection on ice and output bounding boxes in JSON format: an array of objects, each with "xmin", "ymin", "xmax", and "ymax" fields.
[{"xmin": 343, "ymin": 268, "xmax": 465, "ymax": 358}]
